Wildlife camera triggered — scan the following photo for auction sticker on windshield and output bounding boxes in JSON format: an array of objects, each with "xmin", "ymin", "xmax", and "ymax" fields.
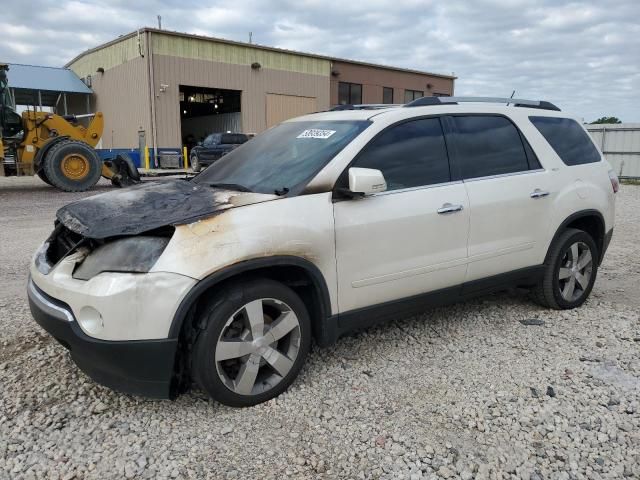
[{"xmin": 297, "ymin": 129, "xmax": 336, "ymax": 139}]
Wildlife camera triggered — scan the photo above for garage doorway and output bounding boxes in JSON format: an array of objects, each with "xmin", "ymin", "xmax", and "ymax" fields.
[
  {"xmin": 266, "ymin": 93, "xmax": 317, "ymax": 129},
  {"xmin": 180, "ymin": 85, "xmax": 242, "ymax": 152}
]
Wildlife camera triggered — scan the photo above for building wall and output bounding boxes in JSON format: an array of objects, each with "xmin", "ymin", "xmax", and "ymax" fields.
[
  {"xmin": 151, "ymin": 32, "xmax": 329, "ymax": 76},
  {"xmin": 68, "ymin": 35, "xmax": 151, "ymax": 149},
  {"xmin": 151, "ymin": 54, "xmax": 330, "ymax": 147},
  {"xmin": 86, "ymin": 57, "xmax": 151, "ymax": 149},
  {"xmin": 70, "ymin": 35, "xmax": 142, "ymax": 79},
  {"xmin": 330, "ymin": 61, "xmax": 454, "ymax": 106}
]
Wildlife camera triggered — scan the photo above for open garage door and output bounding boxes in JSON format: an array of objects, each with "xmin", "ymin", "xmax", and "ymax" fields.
[
  {"xmin": 266, "ymin": 94, "xmax": 317, "ymax": 129},
  {"xmin": 180, "ymin": 86, "xmax": 242, "ymax": 152}
]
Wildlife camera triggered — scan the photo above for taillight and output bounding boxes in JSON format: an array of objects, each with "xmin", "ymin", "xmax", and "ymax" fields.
[{"xmin": 608, "ymin": 170, "xmax": 619, "ymax": 194}]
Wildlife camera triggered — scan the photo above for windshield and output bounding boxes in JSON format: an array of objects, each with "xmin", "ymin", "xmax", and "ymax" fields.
[{"xmin": 194, "ymin": 120, "xmax": 370, "ymax": 194}]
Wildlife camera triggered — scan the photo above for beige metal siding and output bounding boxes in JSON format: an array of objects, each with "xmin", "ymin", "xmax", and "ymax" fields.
[
  {"xmin": 151, "ymin": 55, "xmax": 330, "ymax": 147},
  {"xmin": 266, "ymin": 94, "xmax": 317, "ymax": 128},
  {"xmin": 587, "ymin": 123, "xmax": 640, "ymax": 178},
  {"xmin": 68, "ymin": 36, "xmax": 142, "ymax": 79},
  {"xmin": 152, "ymin": 32, "xmax": 330, "ymax": 76},
  {"xmin": 84, "ymin": 57, "xmax": 151, "ymax": 148}
]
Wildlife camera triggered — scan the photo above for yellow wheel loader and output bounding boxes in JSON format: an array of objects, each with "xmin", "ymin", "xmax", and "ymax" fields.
[{"xmin": 0, "ymin": 63, "xmax": 139, "ymax": 192}]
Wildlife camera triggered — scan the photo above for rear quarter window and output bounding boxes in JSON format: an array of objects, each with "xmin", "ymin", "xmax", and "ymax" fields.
[{"xmin": 529, "ymin": 116, "xmax": 601, "ymax": 166}]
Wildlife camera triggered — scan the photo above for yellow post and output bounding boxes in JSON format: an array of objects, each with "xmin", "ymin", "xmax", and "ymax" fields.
[
  {"xmin": 144, "ymin": 146, "xmax": 150, "ymax": 170},
  {"xmin": 183, "ymin": 146, "xmax": 188, "ymax": 169}
]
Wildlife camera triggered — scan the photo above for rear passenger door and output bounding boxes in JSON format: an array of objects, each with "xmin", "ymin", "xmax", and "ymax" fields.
[
  {"xmin": 333, "ymin": 117, "xmax": 469, "ymax": 313},
  {"xmin": 445, "ymin": 115, "xmax": 553, "ymax": 282}
]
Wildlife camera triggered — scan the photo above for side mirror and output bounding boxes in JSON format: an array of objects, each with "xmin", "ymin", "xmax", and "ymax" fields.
[{"xmin": 348, "ymin": 167, "xmax": 387, "ymax": 196}]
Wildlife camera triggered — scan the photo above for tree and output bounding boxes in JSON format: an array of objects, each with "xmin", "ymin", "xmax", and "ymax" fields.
[{"xmin": 591, "ymin": 117, "xmax": 622, "ymax": 124}]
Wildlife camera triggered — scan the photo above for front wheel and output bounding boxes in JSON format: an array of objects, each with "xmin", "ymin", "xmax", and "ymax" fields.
[
  {"xmin": 192, "ymin": 279, "xmax": 311, "ymax": 407},
  {"xmin": 43, "ymin": 139, "xmax": 102, "ymax": 192},
  {"xmin": 533, "ymin": 228, "xmax": 598, "ymax": 309},
  {"xmin": 190, "ymin": 153, "xmax": 201, "ymax": 173}
]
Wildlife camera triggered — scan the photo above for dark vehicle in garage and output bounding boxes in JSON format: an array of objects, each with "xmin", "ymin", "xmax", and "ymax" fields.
[{"xmin": 189, "ymin": 133, "xmax": 248, "ymax": 172}]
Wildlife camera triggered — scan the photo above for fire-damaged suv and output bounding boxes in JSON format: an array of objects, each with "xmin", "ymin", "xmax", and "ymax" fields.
[{"xmin": 28, "ymin": 97, "xmax": 617, "ymax": 407}]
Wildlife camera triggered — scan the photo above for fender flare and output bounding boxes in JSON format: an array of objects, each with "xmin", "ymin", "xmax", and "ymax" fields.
[
  {"xmin": 167, "ymin": 255, "xmax": 333, "ymax": 340},
  {"xmin": 33, "ymin": 136, "xmax": 70, "ymax": 171},
  {"xmin": 544, "ymin": 209, "xmax": 605, "ymax": 265}
]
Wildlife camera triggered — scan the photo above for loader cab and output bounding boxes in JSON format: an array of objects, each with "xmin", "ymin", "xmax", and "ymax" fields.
[{"xmin": 0, "ymin": 105, "xmax": 24, "ymax": 139}]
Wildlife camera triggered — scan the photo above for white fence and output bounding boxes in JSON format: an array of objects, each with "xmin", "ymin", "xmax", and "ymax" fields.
[{"xmin": 587, "ymin": 123, "xmax": 640, "ymax": 179}]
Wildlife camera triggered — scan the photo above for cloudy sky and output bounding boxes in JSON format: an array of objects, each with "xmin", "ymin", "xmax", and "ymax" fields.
[{"xmin": 2, "ymin": 0, "xmax": 639, "ymax": 122}]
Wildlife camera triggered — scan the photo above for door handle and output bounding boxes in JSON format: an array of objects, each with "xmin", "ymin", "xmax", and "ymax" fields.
[
  {"xmin": 530, "ymin": 189, "xmax": 550, "ymax": 199},
  {"xmin": 437, "ymin": 203, "xmax": 464, "ymax": 214}
]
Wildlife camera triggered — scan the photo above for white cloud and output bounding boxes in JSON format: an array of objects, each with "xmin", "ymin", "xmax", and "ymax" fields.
[{"xmin": 0, "ymin": 0, "xmax": 638, "ymax": 121}]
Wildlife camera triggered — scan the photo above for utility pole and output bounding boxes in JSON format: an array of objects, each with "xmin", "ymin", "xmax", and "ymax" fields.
[
  {"xmin": 249, "ymin": 32, "xmax": 252, "ymax": 44},
  {"xmin": 157, "ymin": 15, "xmax": 162, "ymax": 29}
]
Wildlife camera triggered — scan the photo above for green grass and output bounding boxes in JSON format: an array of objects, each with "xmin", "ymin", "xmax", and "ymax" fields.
[{"xmin": 620, "ymin": 178, "xmax": 640, "ymax": 186}]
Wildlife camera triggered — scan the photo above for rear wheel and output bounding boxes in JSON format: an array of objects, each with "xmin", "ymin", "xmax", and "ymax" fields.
[
  {"xmin": 533, "ymin": 228, "xmax": 598, "ymax": 309},
  {"xmin": 192, "ymin": 279, "xmax": 311, "ymax": 407},
  {"xmin": 43, "ymin": 139, "xmax": 102, "ymax": 192}
]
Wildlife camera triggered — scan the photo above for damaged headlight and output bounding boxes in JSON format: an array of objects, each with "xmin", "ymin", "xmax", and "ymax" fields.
[{"xmin": 73, "ymin": 236, "xmax": 170, "ymax": 281}]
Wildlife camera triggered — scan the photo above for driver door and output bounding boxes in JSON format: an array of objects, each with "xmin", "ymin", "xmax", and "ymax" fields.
[{"xmin": 333, "ymin": 117, "xmax": 469, "ymax": 314}]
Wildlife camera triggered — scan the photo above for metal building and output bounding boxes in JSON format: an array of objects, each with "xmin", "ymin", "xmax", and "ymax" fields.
[
  {"xmin": 587, "ymin": 123, "xmax": 640, "ymax": 179},
  {"xmin": 65, "ymin": 28, "xmax": 455, "ymax": 163}
]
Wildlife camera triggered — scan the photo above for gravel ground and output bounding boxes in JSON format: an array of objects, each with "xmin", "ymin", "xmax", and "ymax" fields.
[{"xmin": 0, "ymin": 177, "xmax": 638, "ymax": 480}]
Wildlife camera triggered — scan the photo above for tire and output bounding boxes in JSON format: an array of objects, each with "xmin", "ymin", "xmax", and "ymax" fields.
[
  {"xmin": 533, "ymin": 228, "xmax": 599, "ymax": 309},
  {"xmin": 43, "ymin": 139, "xmax": 102, "ymax": 192},
  {"xmin": 192, "ymin": 278, "xmax": 311, "ymax": 407},
  {"xmin": 43, "ymin": 140, "xmax": 102, "ymax": 192},
  {"xmin": 190, "ymin": 153, "xmax": 201, "ymax": 173},
  {"xmin": 36, "ymin": 169, "xmax": 52, "ymax": 186}
]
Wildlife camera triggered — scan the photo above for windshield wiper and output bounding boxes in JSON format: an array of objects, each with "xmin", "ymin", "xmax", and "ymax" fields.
[
  {"xmin": 207, "ymin": 183, "xmax": 253, "ymax": 193},
  {"xmin": 274, "ymin": 187, "xmax": 290, "ymax": 196}
]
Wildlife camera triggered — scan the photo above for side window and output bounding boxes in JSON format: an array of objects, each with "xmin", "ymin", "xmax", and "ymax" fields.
[
  {"xmin": 529, "ymin": 116, "xmax": 601, "ymax": 166},
  {"xmin": 352, "ymin": 118, "xmax": 450, "ymax": 191},
  {"xmin": 450, "ymin": 116, "xmax": 530, "ymax": 179},
  {"xmin": 203, "ymin": 134, "xmax": 218, "ymax": 146},
  {"xmin": 338, "ymin": 82, "xmax": 363, "ymax": 105},
  {"xmin": 522, "ymin": 135, "xmax": 542, "ymax": 169}
]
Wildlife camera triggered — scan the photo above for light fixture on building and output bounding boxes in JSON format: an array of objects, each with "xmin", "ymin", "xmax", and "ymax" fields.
[
  {"xmin": 214, "ymin": 104, "xmax": 218, "ymax": 109},
  {"xmin": 183, "ymin": 109, "xmax": 187, "ymax": 114},
  {"xmin": 251, "ymin": 62, "xmax": 261, "ymax": 70},
  {"xmin": 96, "ymin": 67, "xmax": 105, "ymax": 74},
  {"xmin": 426, "ymin": 83, "xmax": 433, "ymax": 90},
  {"xmin": 331, "ymin": 70, "xmax": 340, "ymax": 77},
  {"xmin": 188, "ymin": 96, "xmax": 195, "ymax": 102}
]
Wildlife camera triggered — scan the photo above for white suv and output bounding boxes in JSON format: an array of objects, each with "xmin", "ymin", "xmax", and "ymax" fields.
[{"xmin": 28, "ymin": 97, "xmax": 618, "ymax": 407}]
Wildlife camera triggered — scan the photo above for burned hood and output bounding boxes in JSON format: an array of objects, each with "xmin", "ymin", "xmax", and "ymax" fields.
[{"xmin": 56, "ymin": 180, "xmax": 277, "ymax": 239}]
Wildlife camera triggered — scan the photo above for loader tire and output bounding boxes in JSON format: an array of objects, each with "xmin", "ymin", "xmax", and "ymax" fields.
[
  {"xmin": 43, "ymin": 139, "xmax": 102, "ymax": 192},
  {"xmin": 36, "ymin": 169, "xmax": 53, "ymax": 186}
]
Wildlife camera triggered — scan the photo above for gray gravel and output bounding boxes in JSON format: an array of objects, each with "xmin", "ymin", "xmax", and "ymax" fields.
[{"xmin": 1, "ymin": 176, "xmax": 639, "ymax": 480}]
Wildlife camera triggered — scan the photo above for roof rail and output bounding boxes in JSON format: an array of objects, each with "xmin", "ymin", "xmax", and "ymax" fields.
[
  {"xmin": 404, "ymin": 96, "xmax": 561, "ymax": 111},
  {"xmin": 330, "ymin": 104, "xmax": 401, "ymax": 111}
]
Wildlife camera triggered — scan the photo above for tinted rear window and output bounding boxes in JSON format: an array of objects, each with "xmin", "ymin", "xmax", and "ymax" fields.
[
  {"xmin": 220, "ymin": 133, "xmax": 248, "ymax": 145},
  {"xmin": 450, "ymin": 116, "xmax": 530, "ymax": 179},
  {"xmin": 529, "ymin": 117, "xmax": 601, "ymax": 166}
]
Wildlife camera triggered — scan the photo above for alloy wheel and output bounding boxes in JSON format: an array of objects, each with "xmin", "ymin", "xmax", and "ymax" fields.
[
  {"xmin": 214, "ymin": 298, "xmax": 301, "ymax": 396},
  {"xmin": 558, "ymin": 241, "xmax": 593, "ymax": 302}
]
